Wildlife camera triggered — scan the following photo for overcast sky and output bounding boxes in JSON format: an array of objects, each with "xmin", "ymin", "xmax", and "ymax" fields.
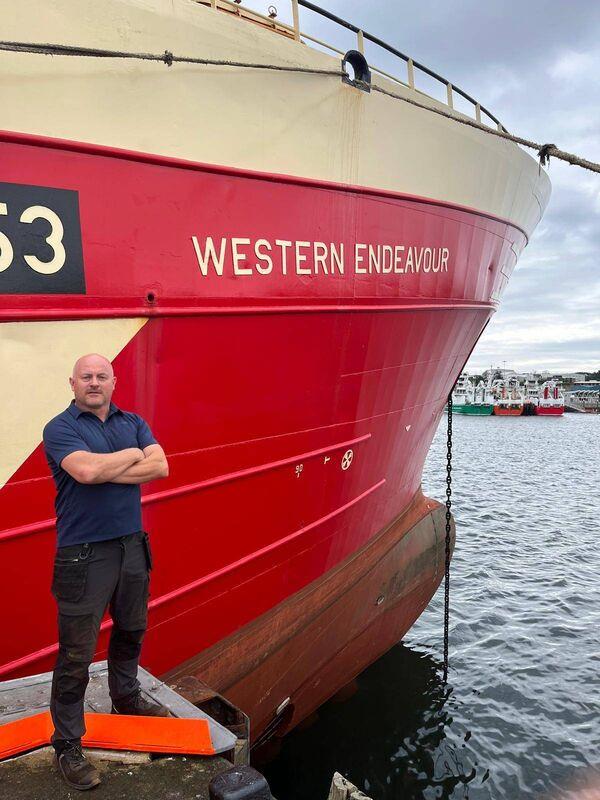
[{"xmin": 245, "ymin": 0, "xmax": 600, "ymax": 373}]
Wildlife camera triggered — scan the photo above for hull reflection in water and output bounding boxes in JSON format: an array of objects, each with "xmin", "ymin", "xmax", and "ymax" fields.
[{"xmin": 256, "ymin": 643, "xmax": 478, "ymax": 799}]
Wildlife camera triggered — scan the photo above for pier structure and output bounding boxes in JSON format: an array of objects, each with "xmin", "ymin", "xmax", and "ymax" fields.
[
  {"xmin": 564, "ymin": 390, "xmax": 600, "ymax": 413},
  {"xmin": 0, "ymin": 663, "xmax": 369, "ymax": 799},
  {"xmin": 0, "ymin": 662, "xmax": 254, "ymax": 799}
]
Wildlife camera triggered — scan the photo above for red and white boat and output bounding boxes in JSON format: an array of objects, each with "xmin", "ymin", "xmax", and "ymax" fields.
[
  {"xmin": 493, "ymin": 379, "xmax": 524, "ymax": 416},
  {"xmin": 0, "ymin": 0, "xmax": 550, "ymax": 740},
  {"xmin": 536, "ymin": 381, "xmax": 565, "ymax": 415}
]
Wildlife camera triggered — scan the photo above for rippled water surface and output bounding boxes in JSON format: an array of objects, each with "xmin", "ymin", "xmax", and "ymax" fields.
[{"xmin": 260, "ymin": 414, "xmax": 600, "ymax": 799}]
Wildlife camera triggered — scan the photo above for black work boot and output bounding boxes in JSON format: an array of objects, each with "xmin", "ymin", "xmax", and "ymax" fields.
[
  {"xmin": 56, "ymin": 741, "xmax": 101, "ymax": 791},
  {"xmin": 111, "ymin": 691, "xmax": 170, "ymax": 717}
]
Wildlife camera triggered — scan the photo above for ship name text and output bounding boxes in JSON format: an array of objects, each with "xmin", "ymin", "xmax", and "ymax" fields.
[{"xmin": 191, "ymin": 236, "xmax": 450, "ymax": 278}]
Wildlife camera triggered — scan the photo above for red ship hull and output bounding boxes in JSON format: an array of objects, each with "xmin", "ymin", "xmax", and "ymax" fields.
[
  {"xmin": 1, "ymin": 131, "xmax": 526, "ymax": 736},
  {"xmin": 535, "ymin": 406, "xmax": 564, "ymax": 416},
  {"xmin": 168, "ymin": 491, "xmax": 452, "ymax": 736}
]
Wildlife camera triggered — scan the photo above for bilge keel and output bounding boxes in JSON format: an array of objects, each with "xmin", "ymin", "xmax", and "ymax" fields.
[{"xmin": 0, "ymin": 0, "xmax": 549, "ymax": 741}]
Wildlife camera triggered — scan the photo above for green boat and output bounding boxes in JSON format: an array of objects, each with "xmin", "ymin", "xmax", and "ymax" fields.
[
  {"xmin": 448, "ymin": 374, "xmax": 494, "ymax": 415},
  {"xmin": 452, "ymin": 402, "xmax": 494, "ymax": 415}
]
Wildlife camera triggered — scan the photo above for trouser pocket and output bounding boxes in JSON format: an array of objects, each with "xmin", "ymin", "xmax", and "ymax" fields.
[
  {"xmin": 51, "ymin": 544, "xmax": 92, "ymax": 603},
  {"xmin": 141, "ymin": 532, "xmax": 153, "ymax": 571}
]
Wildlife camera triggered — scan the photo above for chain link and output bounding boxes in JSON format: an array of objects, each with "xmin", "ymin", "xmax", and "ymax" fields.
[{"xmin": 443, "ymin": 391, "xmax": 453, "ymax": 683}]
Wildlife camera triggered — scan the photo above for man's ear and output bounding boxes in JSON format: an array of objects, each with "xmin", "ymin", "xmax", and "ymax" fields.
[{"xmin": 69, "ymin": 376, "xmax": 74, "ymax": 390}]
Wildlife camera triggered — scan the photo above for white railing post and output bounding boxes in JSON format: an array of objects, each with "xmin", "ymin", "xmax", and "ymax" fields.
[
  {"xmin": 210, "ymin": 0, "xmax": 217, "ymax": 8},
  {"xmin": 357, "ymin": 30, "xmax": 364, "ymax": 54},
  {"xmin": 475, "ymin": 102, "xmax": 481, "ymax": 123},
  {"xmin": 446, "ymin": 83, "xmax": 453, "ymax": 109},
  {"xmin": 291, "ymin": 0, "xmax": 300, "ymax": 41},
  {"xmin": 407, "ymin": 58, "xmax": 415, "ymax": 89}
]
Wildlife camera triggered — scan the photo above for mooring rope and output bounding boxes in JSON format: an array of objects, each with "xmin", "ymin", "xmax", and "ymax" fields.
[
  {"xmin": 0, "ymin": 38, "xmax": 599, "ymax": 174},
  {"xmin": 369, "ymin": 83, "xmax": 600, "ymax": 174},
  {"xmin": 0, "ymin": 40, "xmax": 344, "ymax": 77}
]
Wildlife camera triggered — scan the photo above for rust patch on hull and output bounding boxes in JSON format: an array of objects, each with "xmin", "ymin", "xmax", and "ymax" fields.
[{"xmin": 165, "ymin": 491, "xmax": 455, "ymax": 740}]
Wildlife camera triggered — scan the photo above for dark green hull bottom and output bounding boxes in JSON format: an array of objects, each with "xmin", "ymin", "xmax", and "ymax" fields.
[{"xmin": 447, "ymin": 404, "xmax": 494, "ymax": 415}]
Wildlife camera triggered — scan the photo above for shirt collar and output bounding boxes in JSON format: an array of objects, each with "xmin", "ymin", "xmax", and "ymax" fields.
[{"xmin": 67, "ymin": 400, "xmax": 122, "ymax": 419}]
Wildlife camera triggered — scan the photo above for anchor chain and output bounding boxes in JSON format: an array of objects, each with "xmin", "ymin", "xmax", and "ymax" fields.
[{"xmin": 443, "ymin": 391, "xmax": 453, "ymax": 683}]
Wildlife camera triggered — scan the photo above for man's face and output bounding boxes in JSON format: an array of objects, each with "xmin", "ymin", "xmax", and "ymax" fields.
[{"xmin": 70, "ymin": 356, "xmax": 116, "ymax": 411}]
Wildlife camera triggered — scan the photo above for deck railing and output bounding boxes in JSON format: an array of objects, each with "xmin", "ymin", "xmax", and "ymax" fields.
[{"xmin": 196, "ymin": 0, "xmax": 504, "ymax": 131}]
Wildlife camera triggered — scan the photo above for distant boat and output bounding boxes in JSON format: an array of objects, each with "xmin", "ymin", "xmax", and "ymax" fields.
[
  {"xmin": 493, "ymin": 379, "xmax": 524, "ymax": 416},
  {"xmin": 535, "ymin": 381, "xmax": 564, "ymax": 416},
  {"xmin": 451, "ymin": 375, "xmax": 494, "ymax": 415}
]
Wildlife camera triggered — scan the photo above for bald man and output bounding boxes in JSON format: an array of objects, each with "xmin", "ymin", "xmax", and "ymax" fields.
[{"xmin": 43, "ymin": 354, "xmax": 169, "ymax": 791}]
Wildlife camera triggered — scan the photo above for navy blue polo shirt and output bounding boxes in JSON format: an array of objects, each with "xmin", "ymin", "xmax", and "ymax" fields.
[{"xmin": 43, "ymin": 401, "xmax": 157, "ymax": 547}]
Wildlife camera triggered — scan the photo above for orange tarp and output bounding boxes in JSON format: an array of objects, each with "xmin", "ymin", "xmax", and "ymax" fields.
[
  {"xmin": 84, "ymin": 713, "xmax": 215, "ymax": 755},
  {"xmin": 0, "ymin": 712, "xmax": 53, "ymax": 760},
  {"xmin": 0, "ymin": 711, "xmax": 215, "ymax": 760}
]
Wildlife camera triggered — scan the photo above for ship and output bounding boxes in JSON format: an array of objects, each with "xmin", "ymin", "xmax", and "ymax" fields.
[
  {"xmin": 492, "ymin": 379, "xmax": 525, "ymax": 416},
  {"xmin": 451, "ymin": 374, "xmax": 494, "ymax": 415},
  {"xmin": 0, "ymin": 0, "xmax": 550, "ymax": 741},
  {"xmin": 535, "ymin": 380, "xmax": 565, "ymax": 416}
]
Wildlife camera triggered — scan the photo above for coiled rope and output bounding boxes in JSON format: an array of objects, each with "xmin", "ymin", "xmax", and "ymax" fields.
[{"xmin": 0, "ymin": 38, "xmax": 599, "ymax": 174}]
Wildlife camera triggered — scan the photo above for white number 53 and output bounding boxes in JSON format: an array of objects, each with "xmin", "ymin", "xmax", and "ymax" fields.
[{"xmin": 0, "ymin": 202, "xmax": 66, "ymax": 274}]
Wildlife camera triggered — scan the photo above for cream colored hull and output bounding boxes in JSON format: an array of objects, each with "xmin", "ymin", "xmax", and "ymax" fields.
[{"xmin": 0, "ymin": 0, "xmax": 549, "ymax": 235}]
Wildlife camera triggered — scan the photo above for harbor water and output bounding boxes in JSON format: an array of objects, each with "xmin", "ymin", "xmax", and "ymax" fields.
[{"xmin": 260, "ymin": 413, "xmax": 600, "ymax": 799}]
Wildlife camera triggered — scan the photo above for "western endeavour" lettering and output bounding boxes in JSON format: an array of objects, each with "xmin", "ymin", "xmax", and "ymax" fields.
[{"xmin": 191, "ymin": 236, "xmax": 450, "ymax": 278}]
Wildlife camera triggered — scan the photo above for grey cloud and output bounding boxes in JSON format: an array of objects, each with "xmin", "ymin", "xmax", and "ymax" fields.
[{"xmin": 321, "ymin": 1, "xmax": 600, "ymax": 93}]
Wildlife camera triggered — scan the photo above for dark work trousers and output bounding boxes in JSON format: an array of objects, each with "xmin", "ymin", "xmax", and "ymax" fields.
[{"xmin": 50, "ymin": 531, "xmax": 152, "ymax": 750}]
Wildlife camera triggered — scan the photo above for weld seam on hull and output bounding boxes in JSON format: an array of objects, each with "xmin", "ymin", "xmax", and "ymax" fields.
[
  {"xmin": 0, "ymin": 301, "xmax": 496, "ymax": 323},
  {"xmin": 0, "ymin": 478, "xmax": 385, "ymax": 678},
  {"xmin": 0, "ymin": 432, "xmax": 372, "ymax": 543}
]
